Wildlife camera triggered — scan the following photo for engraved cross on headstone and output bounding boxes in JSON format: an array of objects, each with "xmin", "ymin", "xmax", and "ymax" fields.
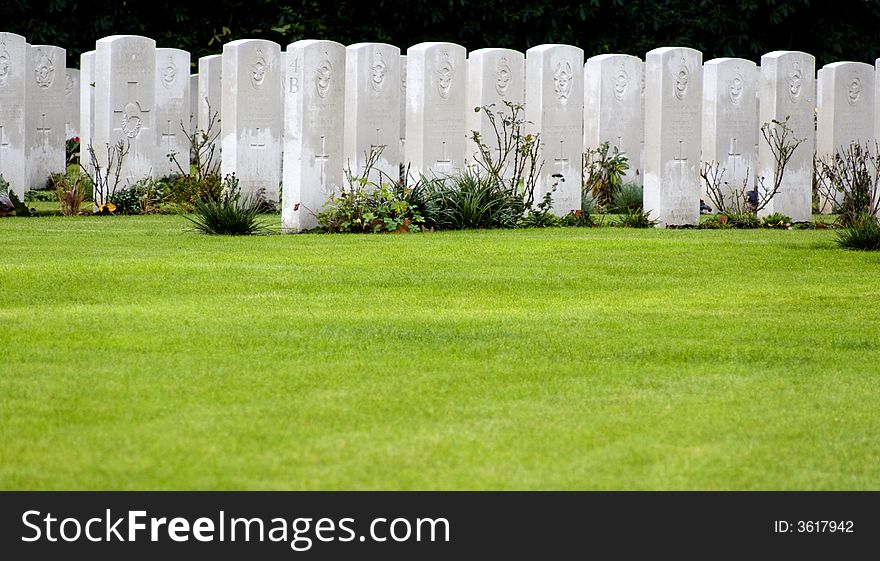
[
  {"xmin": 250, "ymin": 127, "xmax": 266, "ymax": 149},
  {"xmin": 436, "ymin": 141, "xmax": 452, "ymax": 170},
  {"xmin": 315, "ymin": 135, "xmax": 330, "ymax": 189},
  {"xmin": 727, "ymin": 137, "xmax": 742, "ymax": 181},
  {"xmin": 673, "ymin": 140, "xmax": 688, "ymax": 188},
  {"xmin": 554, "ymin": 140, "xmax": 569, "ymax": 168},
  {"xmin": 370, "ymin": 128, "xmax": 386, "ymax": 153},
  {"xmin": 37, "ymin": 114, "xmax": 51, "ymax": 149},
  {"xmin": 161, "ymin": 119, "xmax": 177, "ymax": 151}
]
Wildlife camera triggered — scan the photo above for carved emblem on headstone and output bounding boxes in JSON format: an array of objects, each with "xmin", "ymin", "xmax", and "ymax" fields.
[
  {"xmin": 65, "ymin": 72, "xmax": 75, "ymax": 97},
  {"xmin": 121, "ymin": 102, "xmax": 143, "ymax": 139},
  {"xmin": 613, "ymin": 64, "xmax": 628, "ymax": 101},
  {"xmin": 847, "ymin": 73, "xmax": 862, "ymax": 105},
  {"xmin": 250, "ymin": 49, "xmax": 267, "ymax": 89},
  {"xmin": 162, "ymin": 57, "xmax": 177, "ymax": 89},
  {"xmin": 370, "ymin": 51, "xmax": 386, "ymax": 92},
  {"xmin": 315, "ymin": 51, "xmax": 333, "ymax": 99},
  {"xmin": 34, "ymin": 48, "xmax": 55, "ymax": 89},
  {"xmin": 788, "ymin": 61, "xmax": 803, "ymax": 103},
  {"xmin": 436, "ymin": 50, "xmax": 454, "ymax": 99},
  {"xmin": 495, "ymin": 56, "xmax": 512, "ymax": 97},
  {"xmin": 554, "ymin": 60, "xmax": 573, "ymax": 103},
  {"xmin": 673, "ymin": 57, "xmax": 689, "ymax": 101},
  {"xmin": 0, "ymin": 43, "xmax": 11, "ymax": 87},
  {"xmin": 728, "ymin": 72, "xmax": 744, "ymax": 105}
]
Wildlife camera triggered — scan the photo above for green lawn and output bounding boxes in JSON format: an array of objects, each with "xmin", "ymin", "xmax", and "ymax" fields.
[{"xmin": 1, "ymin": 215, "xmax": 878, "ymax": 490}]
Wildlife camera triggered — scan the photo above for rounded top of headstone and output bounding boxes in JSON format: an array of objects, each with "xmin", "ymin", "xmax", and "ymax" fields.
[
  {"xmin": 156, "ymin": 47, "xmax": 190, "ymax": 57},
  {"xmin": 199, "ymin": 54, "xmax": 222, "ymax": 62},
  {"xmin": 822, "ymin": 60, "xmax": 873, "ymax": 72},
  {"xmin": 469, "ymin": 47, "xmax": 523, "ymax": 58},
  {"xmin": 586, "ymin": 53, "xmax": 641, "ymax": 65},
  {"xmin": 30, "ymin": 44, "xmax": 66, "ymax": 55},
  {"xmin": 0, "ymin": 32, "xmax": 27, "ymax": 43},
  {"xmin": 646, "ymin": 46, "xmax": 702, "ymax": 58},
  {"xmin": 527, "ymin": 44, "xmax": 584, "ymax": 57},
  {"xmin": 704, "ymin": 57, "xmax": 756, "ymax": 68},
  {"xmin": 287, "ymin": 39, "xmax": 345, "ymax": 53},
  {"xmin": 761, "ymin": 50, "xmax": 814, "ymax": 62},
  {"xmin": 406, "ymin": 42, "xmax": 466, "ymax": 56},
  {"xmin": 347, "ymin": 42, "xmax": 399, "ymax": 53},
  {"xmin": 96, "ymin": 35, "xmax": 156, "ymax": 47},
  {"xmin": 224, "ymin": 38, "xmax": 281, "ymax": 51}
]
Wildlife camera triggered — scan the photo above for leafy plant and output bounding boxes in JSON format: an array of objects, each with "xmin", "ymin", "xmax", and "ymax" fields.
[
  {"xmin": 66, "ymin": 136, "xmax": 80, "ymax": 166},
  {"xmin": 53, "ymin": 170, "xmax": 92, "ymax": 216},
  {"xmin": 835, "ymin": 214, "xmax": 880, "ymax": 251},
  {"xmin": 815, "ymin": 141, "xmax": 880, "ymax": 227},
  {"xmin": 612, "ymin": 181, "xmax": 643, "ymax": 213},
  {"xmin": 616, "ymin": 207, "xmax": 659, "ymax": 228},
  {"xmin": 761, "ymin": 212, "xmax": 792, "ymax": 229},
  {"xmin": 318, "ymin": 146, "xmax": 425, "ymax": 233},
  {"xmin": 0, "ymin": 176, "xmax": 34, "ymax": 217},
  {"xmin": 583, "ymin": 141, "xmax": 628, "ymax": 211},
  {"xmin": 721, "ymin": 212, "xmax": 761, "ymax": 229},
  {"xmin": 429, "ymin": 169, "xmax": 522, "ymax": 230},
  {"xmin": 185, "ymin": 174, "xmax": 268, "ymax": 235},
  {"xmin": 109, "ymin": 180, "xmax": 162, "ymax": 215}
]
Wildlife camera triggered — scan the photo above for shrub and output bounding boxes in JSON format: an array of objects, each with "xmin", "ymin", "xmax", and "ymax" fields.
[
  {"xmin": 835, "ymin": 214, "xmax": 880, "ymax": 251},
  {"xmin": 721, "ymin": 212, "xmax": 761, "ymax": 229},
  {"xmin": 761, "ymin": 212, "xmax": 792, "ymax": 229},
  {"xmin": 0, "ymin": 176, "xmax": 34, "ymax": 217},
  {"xmin": 429, "ymin": 170, "xmax": 522, "ymax": 230},
  {"xmin": 186, "ymin": 175, "xmax": 268, "ymax": 236},
  {"xmin": 815, "ymin": 142, "xmax": 880, "ymax": 227},
  {"xmin": 559, "ymin": 210, "xmax": 594, "ymax": 228},
  {"xmin": 53, "ymin": 170, "xmax": 92, "ymax": 216},
  {"xmin": 583, "ymin": 141, "xmax": 628, "ymax": 210},
  {"xmin": 616, "ymin": 207, "xmax": 659, "ymax": 228},
  {"xmin": 612, "ymin": 181, "xmax": 643, "ymax": 213}
]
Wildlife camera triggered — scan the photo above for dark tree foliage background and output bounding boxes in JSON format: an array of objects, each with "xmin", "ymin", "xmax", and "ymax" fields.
[{"xmin": 5, "ymin": 0, "xmax": 880, "ymax": 70}]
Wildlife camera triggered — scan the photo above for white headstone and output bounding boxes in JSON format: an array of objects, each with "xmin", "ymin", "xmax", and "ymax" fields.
[
  {"xmin": 702, "ymin": 58, "xmax": 758, "ymax": 209},
  {"xmin": 465, "ymin": 48, "xmax": 525, "ymax": 169},
  {"xmin": 189, "ymin": 73, "xmax": 198, "ymax": 133},
  {"xmin": 344, "ymin": 42, "xmax": 400, "ymax": 186},
  {"xmin": 584, "ymin": 53, "xmax": 643, "ymax": 182},
  {"xmin": 404, "ymin": 42, "xmax": 467, "ymax": 180},
  {"xmin": 643, "ymin": 46, "xmax": 703, "ymax": 227},
  {"xmin": 26, "ymin": 44, "xmax": 67, "ymax": 189},
  {"xmin": 65, "ymin": 68, "xmax": 80, "ymax": 139},
  {"xmin": 154, "ymin": 48, "xmax": 191, "ymax": 177},
  {"xmin": 282, "ymin": 40, "xmax": 346, "ymax": 233},
  {"xmin": 197, "ymin": 54, "xmax": 222, "ymax": 157},
  {"xmin": 79, "ymin": 50, "xmax": 95, "ymax": 176},
  {"xmin": 758, "ymin": 51, "xmax": 815, "ymax": 221},
  {"xmin": 0, "ymin": 33, "xmax": 28, "ymax": 198},
  {"xmin": 399, "ymin": 54, "xmax": 406, "ymax": 163},
  {"xmin": 93, "ymin": 35, "xmax": 156, "ymax": 194},
  {"xmin": 816, "ymin": 61, "xmax": 875, "ymax": 212},
  {"xmin": 221, "ymin": 39, "xmax": 282, "ymax": 201},
  {"xmin": 525, "ymin": 44, "xmax": 584, "ymax": 215}
]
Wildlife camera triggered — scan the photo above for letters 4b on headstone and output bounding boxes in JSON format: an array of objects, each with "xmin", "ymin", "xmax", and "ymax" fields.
[
  {"xmin": 584, "ymin": 53, "xmax": 643, "ymax": 183},
  {"xmin": 65, "ymin": 68, "xmax": 80, "ymax": 139},
  {"xmin": 0, "ymin": 32, "xmax": 28, "ymax": 199},
  {"xmin": 94, "ymin": 35, "xmax": 156, "ymax": 198},
  {"xmin": 643, "ymin": 46, "xmax": 703, "ymax": 227},
  {"xmin": 404, "ymin": 42, "xmax": 467, "ymax": 180},
  {"xmin": 27, "ymin": 44, "xmax": 67, "ymax": 190},
  {"xmin": 344, "ymin": 42, "xmax": 400, "ymax": 187},
  {"xmin": 526, "ymin": 44, "xmax": 584, "ymax": 216},
  {"xmin": 155, "ymin": 48, "xmax": 191, "ymax": 177},
  {"xmin": 281, "ymin": 40, "xmax": 346, "ymax": 233},
  {"xmin": 79, "ymin": 50, "xmax": 95, "ymax": 176},
  {"xmin": 816, "ymin": 61, "xmax": 875, "ymax": 213},
  {"xmin": 221, "ymin": 39, "xmax": 282, "ymax": 202},
  {"xmin": 758, "ymin": 51, "xmax": 814, "ymax": 222},
  {"xmin": 466, "ymin": 48, "xmax": 525, "ymax": 172},
  {"xmin": 702, "ymin": 58, "xmax": 758, "ymax": 208}
]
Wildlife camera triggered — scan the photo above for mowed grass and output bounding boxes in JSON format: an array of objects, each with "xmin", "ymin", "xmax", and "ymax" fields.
[{"xmin": 1, "ymin": 215, "xmax": 879, "ymax": 490}]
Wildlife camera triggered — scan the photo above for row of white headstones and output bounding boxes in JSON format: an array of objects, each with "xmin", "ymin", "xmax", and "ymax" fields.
[{"xmin": 0, "ymin": 32, "xmax": 875, "ymax": 228}]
